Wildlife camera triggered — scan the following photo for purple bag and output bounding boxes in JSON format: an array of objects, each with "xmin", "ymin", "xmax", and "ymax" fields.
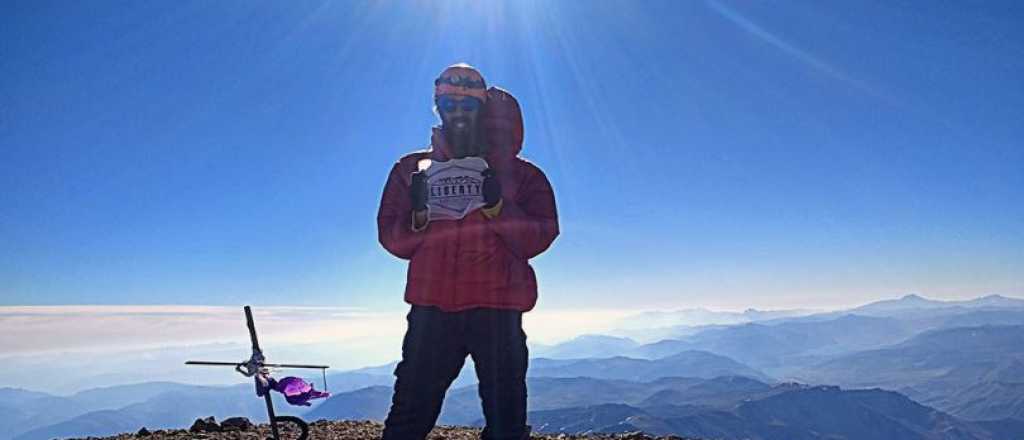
[{"xmin": 256, "ymin": 375, "xmax": 330, "ymax": 406}]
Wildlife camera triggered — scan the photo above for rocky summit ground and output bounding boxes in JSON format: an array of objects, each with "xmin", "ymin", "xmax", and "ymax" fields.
[{"xmin": 71, "ymin": 418, "xmax": 701, "ymax": 440}]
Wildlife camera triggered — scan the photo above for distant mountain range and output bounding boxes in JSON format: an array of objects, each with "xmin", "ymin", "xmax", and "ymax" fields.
[
  {"xmin": 849, "ymin": 294, "xmax": 1024, "ymax": 315},
  {"xmin": 526, "ymin": 385, "xmax": 1017, "ymax": 439},
  {"xmin": 308, "ymin": 376, "xmax": 1021, "ymax": 440},
  {"xmin": 606, "ymin": 307, "xmax": 820, "ymax": 343},
  {"xmin": 536, "ymin": 294, "xmax": 1024, "ymax": 379},
  {"xmin": 307, "ymin": 375, "xmax": 786, "ymax": 427},
  {"xmin": 338, "ymin": 348, "xmax": 771, "ymax": 389},
  {"xmin": 7, "ymin": 293, "xmax": 1024, "ymax": 440},
  {"xmin": 5, "ymin": 383, "xmax": 317, "ymax": 440},
  {"xmin": 0, "ymin": 382, "xmax": 205, "ymax": 440},
  {"xmin": 528, "ymin": 350, "xmax": 770, "ymax": 382},
  {"xmin": 531, "ymin": 334, "xmax": 640, "ymax": 359},
  {"xmin": 795, "ymin": 324, "xmax": 1024, "ymax": 420}
]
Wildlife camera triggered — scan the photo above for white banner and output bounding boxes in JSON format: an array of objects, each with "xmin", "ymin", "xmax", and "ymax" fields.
[{"xmin": 422, "ymin": 157, "xmax": 489, "ymax": 221}]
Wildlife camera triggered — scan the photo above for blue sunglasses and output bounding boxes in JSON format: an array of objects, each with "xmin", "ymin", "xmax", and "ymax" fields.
[{"xmin": 436, "ymin": 95, "xmax": 482, "ymax": 113}]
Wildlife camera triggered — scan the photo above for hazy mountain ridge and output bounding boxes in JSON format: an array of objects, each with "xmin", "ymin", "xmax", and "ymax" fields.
[
  {"xmin": 65, "ymin": 381, "xmax": 1011, "ymax": 440},
  {"xmin": 797, "ymin": 325, "xmax": 1024, "ymax": 387},
  {"xmin": 1, "ymin": 382, "xmax": 233, "ymax": 440},
  {"xmin": 793, "ymin": 324, "xmax": 1024, "ymax": 421},
  {"xmin": 606, "ymin": 307, "xmax": 819, "ymax": 343},
  {"xmin": 10, "ymin": 293, "xmax": 1024, "ymax": 439},
  {"xmin": 850, "ymin": 294, "xmax": 1024, "ymax": 315},
  {"xmin": 304, "ymin": 375, "xmax": 1024, "ymax": 438},
  {"xmin": 10, "ymin": 384, "xmax": 317, "ymax": 440},
  {"xmin": 528, "ymin": 350, "xmax": 771, "ymax": 383},
  {"xmin": 922, "ymin": 380, "xmax": 1024, "ymax": 421},
  {"xmin": 550, "ymin": 295, "xmax": 1024, "ymax": 381},
  {"xmin": 531, "ymin": 335, "xmax": 640, "ymax": 359},
  {"xmin": 309, "ymin": 375, "xmax": 764, "ymax": 429},
  {"xmin": 7, "ymin": 351, "xmax": 763, "ymax": 440},
  {"xmin": 523, "ymin": 384, "xmax": 1015, "ymax": 439},
  {"xmin": 552, "ymin": 314, "xmax": 919, "ymax": 380}
]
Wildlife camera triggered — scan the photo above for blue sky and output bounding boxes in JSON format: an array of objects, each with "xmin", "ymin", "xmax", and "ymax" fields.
[{"xmin": 2, "ymin": 0, "xmax": 1022, "ymax": 312}]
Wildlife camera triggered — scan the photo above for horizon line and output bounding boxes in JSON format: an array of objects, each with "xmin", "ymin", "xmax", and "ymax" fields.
[{"xmin": 1, "ymin": 292, "xmax": 1021, "ymax": 315}]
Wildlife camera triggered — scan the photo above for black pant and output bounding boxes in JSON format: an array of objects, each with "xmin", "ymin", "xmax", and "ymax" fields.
[{"xmin": 382, "ymin": 304, "xmax": 530, "ymax": 440}]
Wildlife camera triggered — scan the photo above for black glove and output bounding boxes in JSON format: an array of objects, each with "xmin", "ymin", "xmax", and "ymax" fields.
[
  {"xmin": 482, "ymin": 168, "xmax": 502, "ymax": 208},
  {"xmin": 410, "ymin": 171, "xmax": 427, "ymax": 212}
]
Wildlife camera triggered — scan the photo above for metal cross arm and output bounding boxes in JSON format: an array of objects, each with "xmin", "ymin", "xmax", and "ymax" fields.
[
  {"xmin": 183, "ymin": 305, "xmax": 330, "ymax": 440},
  {"xmin": 185, "ymin": 361, "xmax": 330, "ymax": 369}
]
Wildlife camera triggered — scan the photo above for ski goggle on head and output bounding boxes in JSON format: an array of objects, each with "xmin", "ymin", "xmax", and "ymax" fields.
[
  {"xmin": 436, "ymin": 95, "xmax": 482, "ymax": 113},
  {"xmin": 435, "ymin": 74, "xmax": 486, "ymax": 89}
]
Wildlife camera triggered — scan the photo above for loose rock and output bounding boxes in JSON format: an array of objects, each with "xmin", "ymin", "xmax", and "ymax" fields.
[
  {"xmin": 220, "ymin": 417, "xmax": 253, "ymax": 432},
  {"xmin": 189, "ymin": 416, "xmax": 221, "ymax": 433}
]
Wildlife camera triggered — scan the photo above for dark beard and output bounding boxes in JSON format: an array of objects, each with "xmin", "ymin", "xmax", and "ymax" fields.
[{"xmin": 444, "ymin": 119, "xmax": 481, "ymax": 158}]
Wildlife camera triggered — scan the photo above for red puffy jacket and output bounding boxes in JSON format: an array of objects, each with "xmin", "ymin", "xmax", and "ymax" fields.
[{"xmin": 377, "ymin": 87, "xmax": 559, "ymax": 313}]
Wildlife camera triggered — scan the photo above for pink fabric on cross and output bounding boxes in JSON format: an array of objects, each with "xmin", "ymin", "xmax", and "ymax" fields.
[{"xmin": 256, "ymin": 375, "xmax": 330, "ymax": 406}]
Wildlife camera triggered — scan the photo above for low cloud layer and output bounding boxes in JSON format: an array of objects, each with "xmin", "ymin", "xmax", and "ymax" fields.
[
  {"xmin": 0, "ymin": 305, "xmax": 641, "ymax": 394},
  {"xmin": 0, "ymin": 305, "xmax": 384, "ymax": 356}
]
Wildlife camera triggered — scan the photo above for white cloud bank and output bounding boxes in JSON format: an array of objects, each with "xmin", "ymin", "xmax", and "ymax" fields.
[{"xmin": 0, "ymin": 305, "xmax": 643, "ymax": 394}]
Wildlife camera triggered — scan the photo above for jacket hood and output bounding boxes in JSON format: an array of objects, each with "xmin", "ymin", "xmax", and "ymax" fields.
[
  {"xmin": 429, "ymin": 86, "xmax": 523, "ymax": 167},
  {"xmin": 482, "ymin": 86, "xmax": 524, "ymax": 159}
]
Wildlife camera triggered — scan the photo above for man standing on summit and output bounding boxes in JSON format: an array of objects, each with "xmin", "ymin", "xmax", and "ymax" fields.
[{"xmin": 377, "ymin": 63, "xmax": 559, "ymax": 440}]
